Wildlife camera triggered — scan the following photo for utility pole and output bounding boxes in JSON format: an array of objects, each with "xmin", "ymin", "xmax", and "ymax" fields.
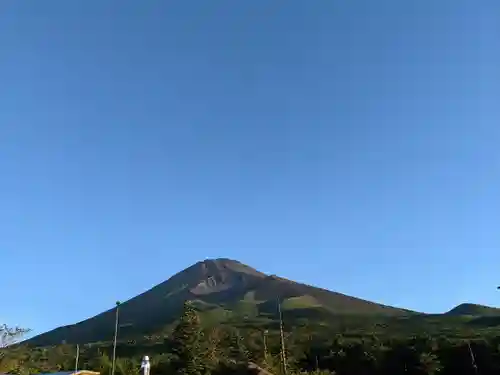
[
  {"xmin": 278, "ymin": 299, "xmax": 287, "ymax": 375},
  {"xmin": 111, "ymin": 301, "xmax": 121, "ymax": 375},
  {"xmin": 74, "ymin": 344, "xmax": 80, "ymax": 374},
  {"xmin": 263, "ymin": 330, "xmax": 268, "ymax": 361},
  {"xmin": 468, "ymin": 341, "xmax": 478, "ymax": 375}
]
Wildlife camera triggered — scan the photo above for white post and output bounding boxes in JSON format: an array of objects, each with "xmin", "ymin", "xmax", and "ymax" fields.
[
  {"xmin": 278, "ymin": 299, "xmax": 287, "ymax": 375},
  {"xmin": 74, "ymin": 344, "xmax": 80, "ymax": 374},
  {"xmin": 141, "ymin": 355, "xmax": 150, "ymax": 375},
  {"xmin": 111, "ymin": 302, "xmax": 121, "ymax": 375}
]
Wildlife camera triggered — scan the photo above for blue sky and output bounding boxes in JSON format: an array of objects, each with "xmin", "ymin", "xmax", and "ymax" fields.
[{"xmin": 1, "ymin": 1, "xmax": 499, "ymax": 336}]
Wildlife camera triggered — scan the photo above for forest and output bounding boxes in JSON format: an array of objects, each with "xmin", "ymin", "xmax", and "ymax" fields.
[{"xmin": 2, "ymin": 303, "xmax": 500, "ymax": 375}]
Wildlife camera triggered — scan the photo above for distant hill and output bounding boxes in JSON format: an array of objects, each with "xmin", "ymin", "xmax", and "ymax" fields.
[
  {"xmin": 27, "ymin": 258, "xmax": 410, "ymax": 346},
  {"xmin": 445, "ymin": 303, "xmax": 500, "ymax": 316}
]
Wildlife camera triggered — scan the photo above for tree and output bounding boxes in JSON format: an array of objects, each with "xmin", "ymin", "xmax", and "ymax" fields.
[
  {"xmin": 91, "ymin": 352, "xmax": 113, "ymax": 375},
  {"xmin": 116, "ymin": 357, "xmax": 139, "ymax": 375},
  {"xmin": 206, "ymin": 327, "xmax": 224, "ymax": 369},
  {"xmin": 417, "ymin": 352, "xmax": 442, "ymax": 375},
  {"xmin": 0, "ymin": 324, "xmax": 31, "ymax": 373},
  {"xmin": 170, "ymin": 302, "xmax": 208, "ymax": 375},
  {"xmin": 227, "ymin": 329, "xmax": 249, "ymax": 363},
  {"xmin": 0, "ymin": 325, "xmax": 30, "ymax": 348}
]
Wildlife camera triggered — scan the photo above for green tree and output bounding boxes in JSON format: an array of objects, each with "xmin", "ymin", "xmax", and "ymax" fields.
[
  {"xmin": 0, "ymin": 324, "xmax": 31, "ymax": 374},
  {"xmin": 90, "ymin": 352, "xmax": 113, "ymax": 375},
  {"xmin": 150, "ymin": 353, "xmax": 175, "ymax": 375},
  {"xmin": 116, "ymin": 357, "xmax": 139, "ymax": 375},
  {"xmin": 227, "ymin": 329, "xmax": 249, "ymax": 363},
  {"xmin": 206, "ymin": 327, "xmax": 225, "ymax": 369},
  {"xmin": 170, "ymin": 302, "xmax": 208, "ymax": 375},
  {"xmin": 417, "ymin": 352, "xmax": 441, "ymax": 375}
]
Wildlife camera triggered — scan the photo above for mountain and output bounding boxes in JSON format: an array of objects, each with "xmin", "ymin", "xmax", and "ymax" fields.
[
  {"xmin": 445, "ymin": 303, "xmax": 500, "ymax": 316},
  {"xmin": 27, "ymin": 258, "xmax": 411, "ymax": 346}
]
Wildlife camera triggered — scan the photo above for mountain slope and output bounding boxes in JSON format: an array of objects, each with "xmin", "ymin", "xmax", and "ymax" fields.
[
  {"xmin": 27, "ymin": 258, "xmax": 410, "ymax": 346},
  {"xmin": 445, "ymin": 303, "xmax": 500, "ymax": 316}
]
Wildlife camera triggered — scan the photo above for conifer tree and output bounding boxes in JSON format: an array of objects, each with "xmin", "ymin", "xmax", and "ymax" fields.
[
  {"xmin": 228, "ymin": 329, "xmax": 249, "ymax": 363},
  {"xmin": 170, "ymin": 302, "xmax": 207, "ymax": 375}
]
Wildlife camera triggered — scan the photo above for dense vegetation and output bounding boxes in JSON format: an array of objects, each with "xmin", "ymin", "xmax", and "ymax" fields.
[{"xmin": 3, "ymin": 302, "xmax": 500, "ymax": 375}]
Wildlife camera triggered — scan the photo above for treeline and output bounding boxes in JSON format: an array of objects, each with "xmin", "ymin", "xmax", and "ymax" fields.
[{"xmin": 2, "ymin": 303, "xmax": 500, "ymax": 375}]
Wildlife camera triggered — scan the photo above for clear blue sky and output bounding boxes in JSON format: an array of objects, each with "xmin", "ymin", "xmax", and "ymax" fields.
[{"xmin": 1, "ymin": 1, "xmax": 498, "ymax": 336}]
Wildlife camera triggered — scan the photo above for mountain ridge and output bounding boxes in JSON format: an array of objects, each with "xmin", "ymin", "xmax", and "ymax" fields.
[
  {"xmin": 26, "ymin": 258, "xmax": 498, "ymax": 346},
  {"xmin": 445, "ymin": 303, "xmax": 500, "ymax": 316}
]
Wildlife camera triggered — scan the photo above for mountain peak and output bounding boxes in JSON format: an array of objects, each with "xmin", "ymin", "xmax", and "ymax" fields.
[
  {"xmin": 26, "ymin": 259, "xmax": 410, "ymax": 346},
  {"xmin": 445, "ymin": 303, "xmax": 500, "ymax": 316},
  {"xmin": 194, "ymin": 258, "xmax": 265, "ymax": 277},
  {"xmin": 184, "ymin": 258, "xmax": 265, "ymax": 296}
]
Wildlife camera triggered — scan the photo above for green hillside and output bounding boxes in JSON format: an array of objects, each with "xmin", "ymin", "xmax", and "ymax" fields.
[
  {"xmin": 26, "ymin": 258, "xmax": 410, "ymax": 346},
  {"xmin": 25, "ymin": 259, "xmax": 500, "ymax": 347},
  {"xmin": 445, "ymin": 303, "xmax": 500, "ymax": 316}
]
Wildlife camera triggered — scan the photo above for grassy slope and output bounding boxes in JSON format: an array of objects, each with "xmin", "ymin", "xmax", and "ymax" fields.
[{"xmin": 445, "ymin": 303, "xmax": 500, "ymax": 316}]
